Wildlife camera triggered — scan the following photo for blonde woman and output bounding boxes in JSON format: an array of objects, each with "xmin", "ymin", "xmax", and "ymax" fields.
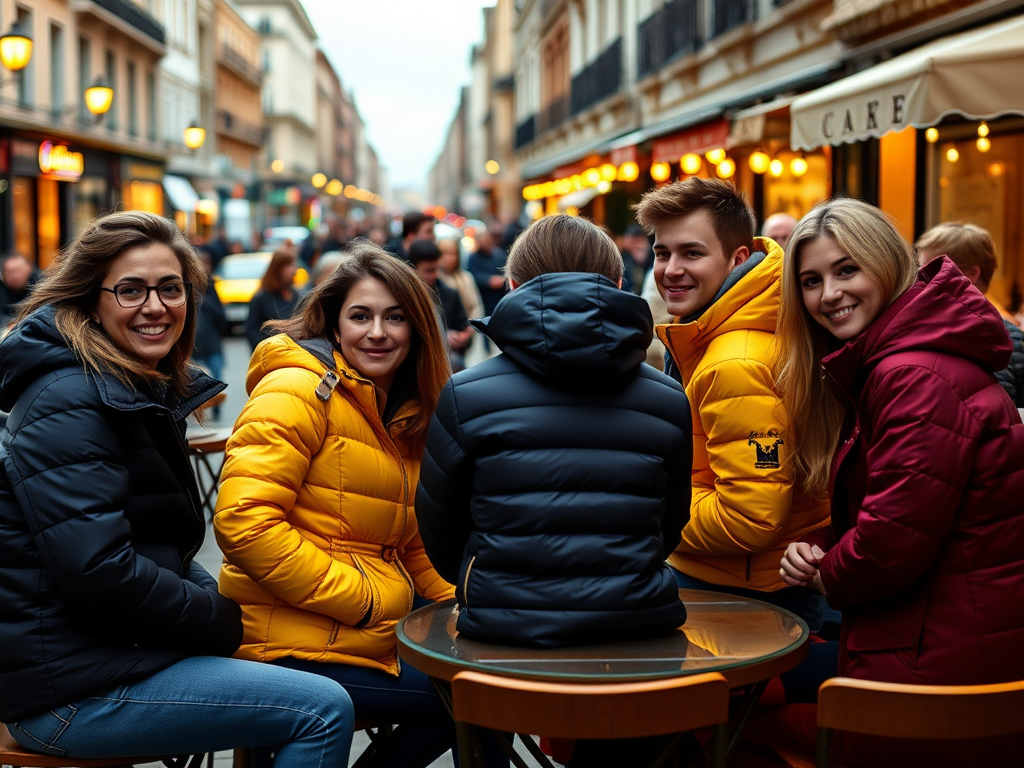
[{"xmin": 776, "ymin": 198, "xmax": 1024, "ymax": 767}]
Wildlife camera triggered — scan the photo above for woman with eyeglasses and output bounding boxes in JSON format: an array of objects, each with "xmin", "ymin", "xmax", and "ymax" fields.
[{"xmin": 0, "ymin": 211, "xmax": 354, "ymax": 766}]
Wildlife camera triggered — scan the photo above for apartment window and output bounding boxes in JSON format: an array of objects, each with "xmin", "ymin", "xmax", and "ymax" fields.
[
  {"xmin": 127, "ymin": 62, "xmax": 137, "ymax": 137},
  {"xmin": 105, "ymin": 50, "xmax": 117, "ymax": 131},
  {"xmin": 78, "ymin": 37, "xmax": 91, "ymax": 119},
  {"xmin": 16, "ymin": 7, "xmax": 33, "ymax": 108},
  {"xmin": 146, "ymin": 70, "xmax": 157, "ymax": 140},
  {"xmin": 262, "ymin": 50, "xmax": 271, "ymax": 72},
  {"xmin": 50, "ymin": 24, "xmax": 64, "ymax": 119}
]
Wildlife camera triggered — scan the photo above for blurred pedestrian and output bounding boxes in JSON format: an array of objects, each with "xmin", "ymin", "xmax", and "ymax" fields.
[
  {"xmin": 193, "ymin": 248, "xmax": 228, "ymax": 420},
  {"xmin": 620, "ymin": 224, "xmax": 654, "ymax": 294},
  {"xmin": 0, "ymin": 210, "xmax": 354, "ymax": 767},
  {"xmin": 777, "ymin": 199, "xmax": 1024, "ymax": 768},
  {"xmin": 245, "ymin": 249, "xmax": 300, "ymax": 350},
  {"xmin": 0, "ymin": 253, "xmax": 40, "ymax": 328},
  {"xmin": 466, "ymin": 228, "xmax": 508, "ymax": 316},
  {"xmin": 215, "ymin": 244, "xmax": 496, "ymax": 768},
  {"xmin": 916, "ymin": 222, "xmax": 1024, "ymax": 406},
  {"xmin": 762, "ymin": 212, "xmax": 798, "ymax": 251},
  {"xmin": 438, "ymin": 237, "xmax": 483, "ymax": 321},
  {"xmin": 407, "ymin": 239, "xmax": 472, "ymax": 371},
  {"xmin": 384, "ymin": 212, "xmax": 435, "ymax": 260}
]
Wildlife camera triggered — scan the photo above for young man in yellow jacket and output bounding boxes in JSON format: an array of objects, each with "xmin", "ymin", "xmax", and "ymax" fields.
[{"xmin": 635, "ymin": 178, "xmax": 830, "ymax": 629}]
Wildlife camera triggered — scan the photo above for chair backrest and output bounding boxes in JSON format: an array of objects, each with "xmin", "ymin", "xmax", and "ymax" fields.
[
  {"xmin": 818, "ymin": 677, "xmax": 1024, "ymax": 740},
  {"xmin": 450, "ymin": 671, "xmax": 729, "ymax": 740}
]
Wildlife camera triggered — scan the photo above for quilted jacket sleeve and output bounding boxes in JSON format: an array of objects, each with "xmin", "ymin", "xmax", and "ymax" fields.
[
  {"xmin": 214, "ymin": 367, "xmax": 372, "ymax": 626},
  {"xmin": 818, "ymin": 364, "xmax": 978, "ymax": 609},
  {"xmin": 414, "ymin": 381, "xmax": 473, "ymax": 586},
  {"xmin": 6, "ymin": 374, "xmax": 241, "ymax": 655},
  {"xmin": 677, "ymin": 356, "xmax": 796, "ymax": 556}
]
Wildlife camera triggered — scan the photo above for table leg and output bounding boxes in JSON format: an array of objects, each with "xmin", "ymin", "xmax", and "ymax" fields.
[{"xmin": 725, "ymin": 679, "xmax": 770, "ymax": 755}]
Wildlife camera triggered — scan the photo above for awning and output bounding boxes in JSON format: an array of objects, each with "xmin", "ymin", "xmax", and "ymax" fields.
[
  {"xmin": 163, "ymin": 175, "xmax": 200, "ymax": 212},
  {"xmin": 790, "ymin": 14, "xmax": 1024, "ymax": 151},
  {"xmin": 557, "ymin": 188, "xmax": 602, "ymax": 212},
  {"xmin": 727, "ymin": 96, "xmax": 795, "ymax": 148}
]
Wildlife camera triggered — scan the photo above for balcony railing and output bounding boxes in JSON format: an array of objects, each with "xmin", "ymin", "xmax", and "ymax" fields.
[
  {"xmin": 570, "ymin": 37, "xmax": 621, "ymax": 116},
  {"xmin": 515, "ymin": 115, "xmax": 536, "ymax": 148},
  {"xmin": 218, "ymin": 43, "xmax": 262, "ymax": 86},
  {"xmin": 713, "ymin": 0, "xmax": 753, "ymax": 37},
  {"xmin": 537, "ymin": 94, "xmax": 570, "ymax": 133},
  {"xmin": 216, "ymin": 109, "xmax": 266, "ymax": 146},
  {"xmin": 637, "ymin": 0, "xmax": 700, "ymax": 79},
  {"xmin": 87, "ymin": 0, "xmax": 165, "ymax": 45}
]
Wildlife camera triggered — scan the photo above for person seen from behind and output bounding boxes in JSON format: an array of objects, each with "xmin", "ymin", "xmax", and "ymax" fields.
[
  {"xmin": 214, "ymin": 244, "xmax": 502, "ymax": 768},
  {"xmin": 0, "ymin": 210, "xmax": 353, "ymax": 766},
  {"xmin": 193, "ymin": 247, "xmax": 228, "ymax": 420},
  {"xmin": 915, "ymin": 222, "xmax": 1024, "ymax": 407},
  {"xmin": 777, "ymin": 199, "xmax": 1024, "ymax": 768},
  {"xmin": 633, "ymin": 178, "xmax": 830, "ymax": 630},
  {"xmin": 407, "ymin": 239, "xmax": 472, "ymax": 372},
  {"xmin": 245, "ymin": 248, "xmax": 300, "ymax": 350}
]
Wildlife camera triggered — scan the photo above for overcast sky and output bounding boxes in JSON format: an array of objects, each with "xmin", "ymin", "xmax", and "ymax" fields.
[{"xmin": 301, "ymin": 0, "xmax": 494, "ymax": 193}]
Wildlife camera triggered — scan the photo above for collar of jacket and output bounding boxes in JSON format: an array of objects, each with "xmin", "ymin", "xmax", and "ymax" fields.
[
  {"xmin": 92, "ymin": 365, "xmax": 225, "ymax": 421},
  {"xmin": 657, "ymin": 237, "xmax": 783, "ymax": 381},
  {"xmin": 821, "ymin": 256, "xmax": 1012, "ymax": 399}
]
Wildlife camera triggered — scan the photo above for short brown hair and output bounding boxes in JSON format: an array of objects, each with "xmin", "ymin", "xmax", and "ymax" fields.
[
  {"xmin": 268, "ymin": 242, "xmax": 450, "ymax": 443},
  {"xmin": 16, "ymin": 211, "xmax": 204, "ymax": 399},
  {"xmin": 915, "ymin": 223, "xmax": 998, "ymax": 288},
  {"xmin": 633, "ymin": 178, "xmax": 755, "ymax": 258},
  {"xmin": 505, "ymin": 215, "xmax": 623, "ymax": 285}
]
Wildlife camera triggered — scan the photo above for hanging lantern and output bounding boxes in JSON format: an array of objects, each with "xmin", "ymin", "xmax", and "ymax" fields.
[
  {"xmin": 705, "ymin": 148, "xmax": 726, "ymax": 165},
  {"xmin": 599, "ymin": 163, "xmax": 618, "ymax": 182},
  {"xmin": 925, "ymin": 127, "xmax": 939, "ymax": 143},
  {"xmin": 946, "ymin": 147, "xmax": 960, "ymax": 163},
  {"xmin": 183, "ymin": 121, "xmax": 206, "ymax": 150},
  {"xmin": 650, "ymin": 162, "xmax": 672, "ymax": 182},
  {"xmin": 0, "ymin": 21, "xmax": 32, "ymax": 72},
  {"xmin": 680, "ymin": 153, "xmax": 702, "ymax": 175},
  {"xmin": 790, "ymin": 156, "xmax": 809, "ymax": 177},
  {"xmin": 716, "ymin": 158, "xmax": 736, "ymax": 179},
  {"xmin": 617, "ymin": 162, "xmax": 639, "ymax": 182},
  {"xmin": 748, "ymin": 151, "xmax": 771, "ymax": 174},
  {"xmin": 977, "ymin": 122, "xmax": 990, "ymax": 138},
  {"xmin": 977, "ymin": 137, "xmax": 991, "ymax": 153},
  {"xmin": 768, "ymin": 159, "xmax": 784, "ymax": 177},
  {"xmin": 84, "ymin": 77, "xmax": 114, "ymax": 116}
]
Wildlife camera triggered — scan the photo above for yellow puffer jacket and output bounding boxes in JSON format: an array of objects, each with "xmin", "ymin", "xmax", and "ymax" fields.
[
  {"xmin": 214, "ymin": 334, "xmax": 454, "ymax": 675},
  {"xmin": 657, "ymin": 237, "xmax": 829, "ymax": 591}
]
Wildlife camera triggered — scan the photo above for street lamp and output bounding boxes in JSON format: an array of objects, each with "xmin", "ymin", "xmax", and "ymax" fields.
[
  {"xmin": 84, "ymin": 77, "xmax": 114, "ymax": 119},
  {"xmin": 184, "ymin": 121, "xmax": 206, "ymax": 150},
  {"xmin": 0, "ymin": 21, "xmax": 32, "ymax": 74}
]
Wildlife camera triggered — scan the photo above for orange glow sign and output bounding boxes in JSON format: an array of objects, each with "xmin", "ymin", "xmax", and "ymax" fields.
[{"xmin": 38, "ymin": 141, "xmax": 84, "ymax": 180}]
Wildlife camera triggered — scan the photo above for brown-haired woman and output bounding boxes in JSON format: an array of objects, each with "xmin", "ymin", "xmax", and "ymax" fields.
[
  {"xmin": 214, "ymin": 243, "xmax": 487, "ymax": 767},
  {"xmin": 0, "ymin": 211, "xmax": 353, "ymax": 766},
  {"xmin": 245, "ymin": 248, "xmax": 300, "ymax": 350}
]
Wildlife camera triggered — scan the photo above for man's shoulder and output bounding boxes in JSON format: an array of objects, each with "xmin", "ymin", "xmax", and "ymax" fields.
[{"xmin": 700, "ymin": 328, "xmax": 775, "ymax": 370}]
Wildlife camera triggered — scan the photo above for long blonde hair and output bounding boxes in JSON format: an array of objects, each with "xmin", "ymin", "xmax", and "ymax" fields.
[
  {"xmin": 15, "ymin": 211, "xmax": 204, "ymax": 399},
  {"xmin": 269, "ymin": 242, "xmax": 450, "ymax": 443},
  {"xmin": 775, "ymin": 198, "xmax": 918, "ymax": 495}
]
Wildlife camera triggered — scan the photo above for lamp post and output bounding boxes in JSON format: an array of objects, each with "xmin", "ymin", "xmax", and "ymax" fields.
[
  {"xmin": 0, "ymin": 20, "xmax": 33, "ymax": 86},
  {"xmin": 84, "ymin": 77, "xmax": 114, "ymax": 121},
  {"xmin": 184, "ymin": 121, "xmax": 206, "ymax": 150}
]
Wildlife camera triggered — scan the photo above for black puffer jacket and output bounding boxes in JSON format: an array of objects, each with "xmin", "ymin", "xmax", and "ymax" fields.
[
  {"xmin": 416, "ymin": 272, "xmax": 691, "ymax": 647},
  {"xmin": 995, "ymin": 319, "xmax": 1024, "ymax": 407},
  {"xmin": 0, "ymin": 307, "xmax": 240, "ymax": 721}
]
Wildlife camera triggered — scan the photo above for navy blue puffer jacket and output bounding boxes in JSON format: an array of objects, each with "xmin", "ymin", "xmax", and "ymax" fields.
[
  {"xmin": 416, "ymin": 272, "xmax": 691, "ymax": 647},
  {"xmin": 0, "ymin": 307, "xmax": 239, "ymax": 721}
]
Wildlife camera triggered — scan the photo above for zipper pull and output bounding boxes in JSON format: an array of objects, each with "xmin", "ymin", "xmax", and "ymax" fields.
[{"xmin": 315, "ymin": 370, "xmax": 339, "ymax": 401}]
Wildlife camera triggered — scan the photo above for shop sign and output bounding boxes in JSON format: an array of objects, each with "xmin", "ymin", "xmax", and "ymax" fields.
[
  {"xmin": 820, "ymin": 94, "xmax": 906, "ymax": 141},
  {"xmin": 652, "ymin": 119, "xmax": 730, "ymax": 162},
  {"xmin": 38, "ymin": 141, "xmax": 84, "ymax": 181},
  {"xmin": 123, "ymin": 158, "xmax": 164, "ymax": 182},
  {"xmin": 610, "ymin": 145, "xmax": 637, "ymax": 165}
]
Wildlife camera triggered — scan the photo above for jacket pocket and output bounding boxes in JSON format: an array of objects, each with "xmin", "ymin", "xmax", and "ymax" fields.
[
  {"xmin": 8, "ymin": 704, "xmax": 78, "ymax": 756},
  {"xmin": 350, "ymin": 554, "xmax": 376, "ymax": 628},
  {"xmin": 846, "ymin": 589, "xmax": 927, "ymax": 661}
]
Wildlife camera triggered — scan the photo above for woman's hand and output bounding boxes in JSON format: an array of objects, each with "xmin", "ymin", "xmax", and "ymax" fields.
[{"xmin": 780, "ymin": 542, "xmax": 825, "ymax": 588}]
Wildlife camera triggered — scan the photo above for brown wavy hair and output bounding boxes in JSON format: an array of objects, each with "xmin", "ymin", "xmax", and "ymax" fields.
[
  {"xmin": 505, "ymin": 215, "xmax": 623, "ymax": 285},
  {"xmin": 268, "ymin": 242, "xmax": 450, "ymax": 442},
  {"xmin": 15, "ymin": 210, "xmax": 204, "ymax": 399}
]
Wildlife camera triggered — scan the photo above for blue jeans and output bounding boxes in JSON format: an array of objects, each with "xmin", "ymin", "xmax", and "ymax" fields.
[
  {"xmin": 671, "ymin": 567, "xmax": 826, "ymax": 632},
  {"xmin": 8, "ymin": 656, "xmax": 354, "ymax": 768}
]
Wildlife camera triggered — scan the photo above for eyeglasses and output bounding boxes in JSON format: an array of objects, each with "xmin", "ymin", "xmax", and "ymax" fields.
[{"xmin": 100, "ymin": 281, "xmax": 192, "ymax": 308}]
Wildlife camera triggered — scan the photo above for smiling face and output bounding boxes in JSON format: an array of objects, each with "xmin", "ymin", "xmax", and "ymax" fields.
[
  {"xmin": 798, "ymin": 236, "xmax": 885, "ymax": 341},
  {"xmin": 652, "ymin": 209, "xmax": 749, "ymax": 318},
  {"xmin": 336, "ymin": 277, "xmax": 412, "ymax": 393},
  {"xmin": 95, "ymin": 243, "xmax": 187, "ymax": 369}
]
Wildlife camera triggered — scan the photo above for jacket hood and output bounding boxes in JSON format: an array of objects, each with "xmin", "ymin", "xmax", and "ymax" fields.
[
  {"xmin": 658, "ymin": 237, "xmax": 783, "ymax": 376},
  {"xmin": 475, "ymin": 271, "xmax": 652, "ymax": 380},
  {"xmin": 0, "ymin": 305, "xmax": 223, "ymax": 417},
  {"xmin": 823, "ymin": 256, "xmax": 1012, "ymax": 393}
]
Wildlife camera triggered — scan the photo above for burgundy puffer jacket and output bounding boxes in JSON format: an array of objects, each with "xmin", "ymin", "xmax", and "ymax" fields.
[{"xmin": 814, "ymin": 258, "xmax": 1024, "ymax": 766}]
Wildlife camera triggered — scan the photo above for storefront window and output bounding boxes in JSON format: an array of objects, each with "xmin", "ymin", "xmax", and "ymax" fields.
[
  {"xmin": 930, "ymin": 120, "xmax": 1024, "ymax": 310},
  {"xmin": 122, "ymin": 180, "xmax": 163, "ymax": 214},
  {"xmin": 72, "ymin": 176, "xmax": 110, "ymax": 238},
  {"xmin": 12, "ymin": 177, "xmax": 37, "ymax": 264},
  {"xmin": 37, "ymin": 178, "xmax": 61, "ymax": 269},
  {"xmin": 763, "ymin": 150, "xmax": 831, "ymax": 220}
]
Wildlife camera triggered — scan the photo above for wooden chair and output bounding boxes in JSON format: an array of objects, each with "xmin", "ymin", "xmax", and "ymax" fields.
[
  {"xmin": 450, "ymin": 671, "xmax": 730, "ymax": 768},
  {"xmin": 816, "ymin": 677, "xmax": 1024, "ymax": 767},
  {"xmin": 1, "ymin": 724, "xmax": 204, "ymax": 768}
]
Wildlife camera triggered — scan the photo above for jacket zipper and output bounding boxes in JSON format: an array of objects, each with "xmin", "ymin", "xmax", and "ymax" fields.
[
  {"xmin": 170, "ymin": 414, "xmax": 205, "ymax": 567},
  {"xmin": 462, "ymin": 555, "xmax": 477, "ymax": 608}
]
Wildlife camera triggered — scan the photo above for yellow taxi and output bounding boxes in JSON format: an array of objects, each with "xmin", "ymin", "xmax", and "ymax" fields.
[{"xmin": 212, "ymin": 252, "xmax": 310, "ymax": 326}]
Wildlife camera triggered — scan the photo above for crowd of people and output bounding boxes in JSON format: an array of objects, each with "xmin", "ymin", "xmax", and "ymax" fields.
[{"xmin": 0, "ymin": 183, "xmax": 1022, "ymax": 768}]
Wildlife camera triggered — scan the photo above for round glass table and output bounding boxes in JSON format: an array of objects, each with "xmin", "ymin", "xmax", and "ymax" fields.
[{"xmin": 397, "ymin": 588, "xmax": 809, "ymax": 689}]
